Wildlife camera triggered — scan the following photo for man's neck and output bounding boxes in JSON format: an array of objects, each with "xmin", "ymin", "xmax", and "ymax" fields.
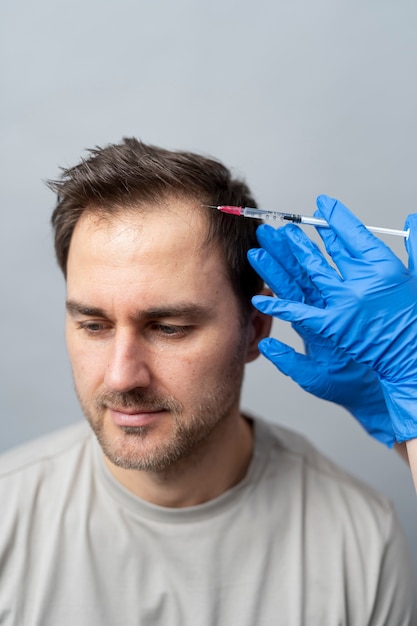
[{"xmin": 103, "ymin": 415, "xmax": 254, "ymax": 507}]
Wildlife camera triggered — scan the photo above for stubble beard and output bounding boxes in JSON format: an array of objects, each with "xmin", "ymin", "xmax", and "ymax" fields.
[{"xmin": 75, "ymin": 360, "xmax": 245, "ymax": 474}]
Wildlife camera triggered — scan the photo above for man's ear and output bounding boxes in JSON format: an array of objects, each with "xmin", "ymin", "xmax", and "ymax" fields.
[{"xmin": 245, "ymin": 287, "xmax": 273, "ymax": 364}]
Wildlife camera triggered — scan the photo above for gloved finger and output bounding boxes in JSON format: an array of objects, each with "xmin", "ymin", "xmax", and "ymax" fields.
[
  {"xmin": 313, "ymin": 227, "xmax": 360, "ymax": 283},
  {"xmin": 404, "ymin": 214, "xmax": 417, "ymax": 274},
  {"xmin": 292, "ymin": 325, "xmax": 345, "ymax": 361},
  {"xmin": 255, "ymin": 224, "xmax": 324, "ymax": 306},
  {"xmin": 248, "ymin": 248, "xmax": 305, "ymax": 301},
  {"xmin": 256, "ymin": 224, "xmax": 301, "ymax": 270},
  {"xmin": 252, "ymin": 295, "xmax": 329, "ymax": 337},
  {"xmin": 315, "ymin": 194, "xmax": 398, "ymax": 265},
  {"xmin": 258, "ymin": 338, "xmax": 325, "ymax": 390},
  {"xmin": 314, "ymin": 226, "xmax": 355, "ymax": 273},
  {"xmin": 278, "ymin": 224, "xmax": 345, "ymax": 298},
  {"xmin": 255, "ymin": 223, "xmax": 288, "ymax": 260}
]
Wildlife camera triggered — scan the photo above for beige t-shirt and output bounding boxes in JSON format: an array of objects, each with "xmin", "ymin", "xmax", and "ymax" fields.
[{"xmin": 0, "ymin": 418, "xmax": 415, "ymax": 625}]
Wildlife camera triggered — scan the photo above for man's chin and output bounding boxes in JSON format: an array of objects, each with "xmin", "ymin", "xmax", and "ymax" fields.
[{"xmin": 95, "ymin": 424, "xmax": 180, "ymax": 473}]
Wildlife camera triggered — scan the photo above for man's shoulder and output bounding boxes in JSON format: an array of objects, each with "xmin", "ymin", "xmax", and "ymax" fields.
[
  {"xmin": 254, "ymin": 417, "xmax": 394, "ymax": 516},
  {"xmin": 0, "ymin": 422, "xmax": 92, "ymax": 480}
]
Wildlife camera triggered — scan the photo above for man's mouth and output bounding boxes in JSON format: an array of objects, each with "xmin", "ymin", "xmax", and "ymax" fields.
[{"xmin": 107, "ymin": 406, "xmax": 167, "ymax": 428}]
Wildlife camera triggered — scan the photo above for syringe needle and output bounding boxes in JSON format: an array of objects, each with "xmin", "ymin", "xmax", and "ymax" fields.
[{"xmin": 205, "ymin": 205, "xmax": 410, "ymax": 239}]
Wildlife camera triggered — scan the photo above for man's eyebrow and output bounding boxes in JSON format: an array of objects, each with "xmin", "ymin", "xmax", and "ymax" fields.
[
  {"xmin": 66, "ymin": 300, "xmax": 107, "ymax": 317},
  {"xmin": 65, "ymin": 299, "xmax": 212, "ymax": 320},
  {"xmin": 137, "ymin": 305, "xmax": 212, "ymax": 321}
]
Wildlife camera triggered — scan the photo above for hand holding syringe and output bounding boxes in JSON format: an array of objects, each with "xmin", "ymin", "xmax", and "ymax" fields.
[{"xmin": 206, "ymin": 205, "xmax": 410, "ymax": 239}]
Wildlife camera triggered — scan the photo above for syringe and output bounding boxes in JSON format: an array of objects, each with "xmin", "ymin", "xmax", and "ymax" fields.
[{"xmin": 207, "ymin": 205, "xmax": 410, "ymax": 239}]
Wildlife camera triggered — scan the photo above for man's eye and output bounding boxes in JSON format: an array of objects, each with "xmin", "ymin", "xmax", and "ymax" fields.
[
  {"xmin": 77, "ymin": 321, "xmax": 110, "ymax": 334},
  {"xmin": 152, "ymin": 323, "xmax": 189, "ymax": 336}
]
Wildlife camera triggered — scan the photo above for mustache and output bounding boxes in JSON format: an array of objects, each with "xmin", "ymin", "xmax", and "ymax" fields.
[{"xmin": 95, "ymin": 389, "xmax": 183, "ymax": 413}]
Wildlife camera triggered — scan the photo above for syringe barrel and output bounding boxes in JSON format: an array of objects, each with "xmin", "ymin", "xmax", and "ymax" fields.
[{"xmin": 243, "ymin": 207, "xmax": 284, "ymax": 221}]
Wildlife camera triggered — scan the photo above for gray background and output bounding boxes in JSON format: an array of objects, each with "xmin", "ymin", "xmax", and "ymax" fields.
[{"xmin": 2, "ymin": 0, "xmax": 417, "ymax": 577}]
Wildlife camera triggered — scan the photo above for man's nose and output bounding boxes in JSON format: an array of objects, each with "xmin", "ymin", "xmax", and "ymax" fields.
[{"xmin": 104, "ymin": 330, "xmax": 152, "ymax": 392}]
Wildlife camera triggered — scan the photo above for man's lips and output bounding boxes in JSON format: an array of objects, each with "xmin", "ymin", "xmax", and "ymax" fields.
[{"xmin": 108, "ymin": 406, "xmax": 167, "ymax": 428}]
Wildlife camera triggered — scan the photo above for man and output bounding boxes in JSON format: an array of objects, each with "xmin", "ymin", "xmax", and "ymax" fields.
[{"xmin": 0, "ymin": 139, "xmax": 415, "ymax": 625}]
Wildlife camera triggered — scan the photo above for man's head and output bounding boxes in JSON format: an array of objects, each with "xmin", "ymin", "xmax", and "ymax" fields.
[
  {"xmin": 48, "ymin": 139, "xmax": 271, "ymax": 477},
  {"xmin": 49, "ymin": 137, "xmax": 263, "ymax": 317}
]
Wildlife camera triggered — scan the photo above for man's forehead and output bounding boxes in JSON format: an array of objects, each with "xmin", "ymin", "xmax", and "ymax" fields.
[
  {"xmin": 68, "ymin": 201, "xmax": 228, "ymax": 281},
  {"xmin": 74, "ymin": 199, "xmax": 211, "ymax": 246},
  {"xmin": 66, "ymin": 203, "xmax": 242, "ymax": 322}
]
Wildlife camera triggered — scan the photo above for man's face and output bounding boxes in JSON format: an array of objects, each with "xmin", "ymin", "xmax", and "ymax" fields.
[{"xmin": 65, "ymin": 199, "xmax": 260, "ymax": 473}]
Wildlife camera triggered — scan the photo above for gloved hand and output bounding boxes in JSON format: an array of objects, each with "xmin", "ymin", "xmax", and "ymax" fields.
[
  {"xmin": 251, "ymin": 195, "xmax": 417, "ymax": 443},
  {"xmin": 248, "ymin": 224, "xmax": 395, "ymax": 446}
]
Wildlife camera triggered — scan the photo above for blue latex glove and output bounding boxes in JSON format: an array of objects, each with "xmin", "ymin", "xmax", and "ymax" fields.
[
  {"xmin": 252, "ymin": 195, "xmax": 417, "ymax": 443},
  {"xmin": 248, "ymin": 224, "xmax": 395, "ymax": 446}
]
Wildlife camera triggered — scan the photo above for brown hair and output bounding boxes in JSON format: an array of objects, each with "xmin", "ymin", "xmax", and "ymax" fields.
[{"xmin": 48, "ymin": 137, "xmax": 263, "ymax": 313}]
